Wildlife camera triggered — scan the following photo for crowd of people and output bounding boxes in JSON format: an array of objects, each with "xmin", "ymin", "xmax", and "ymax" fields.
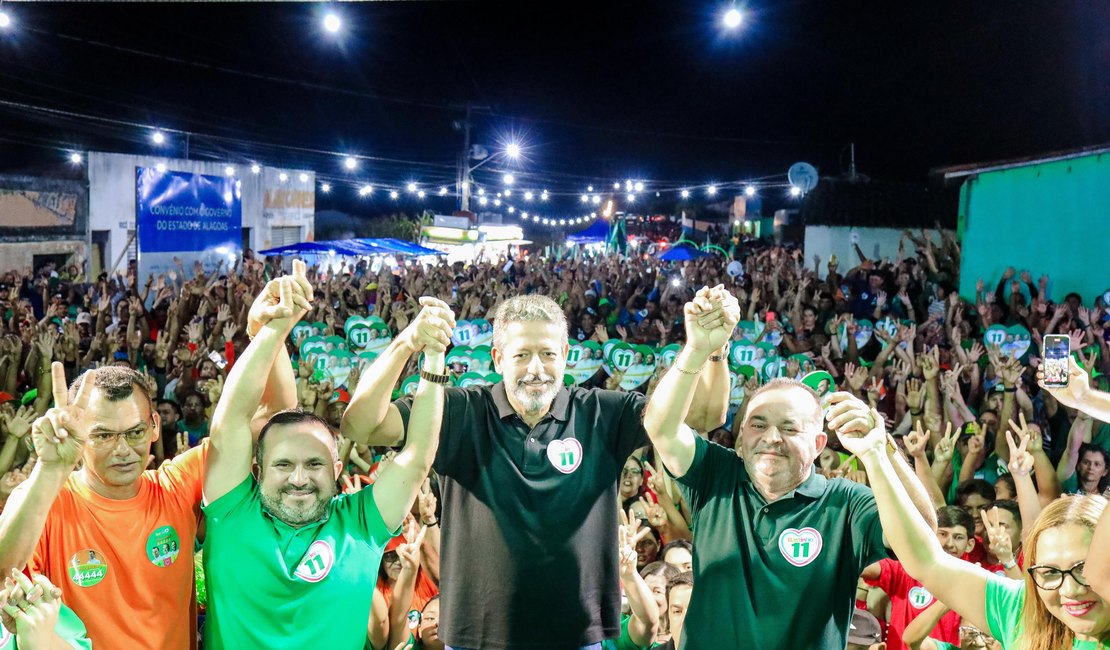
[{"xmin": 0, "ymin": 225, "xmax": 1108, "ymax": 650}]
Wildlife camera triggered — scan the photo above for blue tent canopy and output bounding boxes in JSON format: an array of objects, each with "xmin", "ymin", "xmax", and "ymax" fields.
[
  {"xmin": 259, "ymin": 238, "xmax": 444, "ymax": 257},
  {"xmin": 657, "ymin": 244, "xmax": 710, "ymax": 261},
  {"xmin": 566, "ymin": 220, "xmax": 610, "ymax": 245}
]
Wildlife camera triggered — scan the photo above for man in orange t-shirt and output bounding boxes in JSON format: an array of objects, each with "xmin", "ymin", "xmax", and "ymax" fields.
[{"xmin": 0, "ymin": 364, "xmax": 206, "ymax": 650}]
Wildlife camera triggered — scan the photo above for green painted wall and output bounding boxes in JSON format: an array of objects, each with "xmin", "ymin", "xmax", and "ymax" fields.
[{"xmin": 958, "ymin": 151, "xmax": 1110, "ymax": 303}]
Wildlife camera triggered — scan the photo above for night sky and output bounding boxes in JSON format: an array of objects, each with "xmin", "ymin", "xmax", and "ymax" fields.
[{"xmin": 1, "ymin": 0, "xmax": 1107, "ymax": 215}]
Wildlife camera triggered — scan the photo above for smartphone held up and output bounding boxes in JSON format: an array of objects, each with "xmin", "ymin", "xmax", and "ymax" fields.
[{"xmin": 1042, "ymin": 334, "xmax": 1070, "ymax": 388}]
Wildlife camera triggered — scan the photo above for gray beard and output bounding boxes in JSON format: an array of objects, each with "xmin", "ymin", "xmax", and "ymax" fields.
[{"xmin": 510, "ymin": 381, "xmax": 559, "ymax": 414}]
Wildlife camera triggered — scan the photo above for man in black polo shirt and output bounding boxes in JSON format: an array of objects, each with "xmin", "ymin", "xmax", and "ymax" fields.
[
  {"xmin": 342, "ymin": 290, "xmax": 734, "ymax": 650},
  {"xmin": 642, "ymin": 309, "xmax": 939, "ymax": 649}
]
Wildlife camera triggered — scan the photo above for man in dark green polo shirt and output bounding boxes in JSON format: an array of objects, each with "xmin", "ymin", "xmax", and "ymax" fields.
[
  {"xmin": 343, "ymin": 289, "xmax": 733, "ymax": 650},
  {"xmin": 643, "ymin": 308, "xmax": 939, "ymax": 648},
  {"xmin": 201, "ymin": 271, "xmax": 449, "ymax": 648}
]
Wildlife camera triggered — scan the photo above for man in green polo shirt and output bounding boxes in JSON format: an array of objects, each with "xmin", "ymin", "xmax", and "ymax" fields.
[
  {"xmin": 642, "ymin": 309, "xmax": 939, "ymax": 648},
  {"xmin": 201, "ymin": 273, "xmax": 449, "ymax": 648}
]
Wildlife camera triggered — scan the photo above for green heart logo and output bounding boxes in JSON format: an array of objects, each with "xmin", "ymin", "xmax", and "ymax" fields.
[
  {"xmin": 451, "ymin": 320, "xmax": 478, "ymax": 347},
  {"xmin": 568, "ymin": 340, "xmax": 603, "ymax": 385},
  {"xmin": 730, "ymin": 339, "xmax": 761, "ymax": 366},
  {"xmin": 761, "ymin": 357, "xmax": 787, "ymax": 383},
  {"xmin": 457, "ymin": 371, "xmax": 492, "ymax": 388},
  {"xmin": 468, "ymin": 346, "xmax": 494, "ymax": 374},
  {"xmin": 618, "ymin": 344, "xmax": 657, "ymax": 390},
  {"xmin": 737, "ymin": 320, "xmax": 760, "ymax": 341},
  {"xmin": 326, "ymin": 350, "xmax": 355, "ymax": 387},
  {"xmin": 446, "ymin": 346, "xmax": 473, "ymax": 373},
  {"xmin": 299, "ymin": 336, "xmax": 327, "ymax": 359},
  {"xmin": 291, "ymin": 323, "xmax": 314, "ymax": 345},
  {"xmin": 657, "ymin": 344, "xmax": 682, "ymax": 368},
  {"xmin": 606, "ymin": 341, "xmax": 636, "ymax": 372}
]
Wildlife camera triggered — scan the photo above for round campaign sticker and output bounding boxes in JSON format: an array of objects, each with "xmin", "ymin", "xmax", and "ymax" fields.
[
  {"xmin": 294, "ymin": 540, "xmax": 335, "ymax": 583},
  {"xmin": 777, "ymin": 528, "xmax": 823, "ymax": 567},
  {"xmin": 546, "ymin": 438, "xmax": 584, "ymax": 474},
  {"xmin": 146, "ymin": 525, "xmax": 182, "ymax": 567},
  {"xmin": 908, "ymin": 585, "xmax": 934, "ymax": 609},
  {"xmin": 68, "ymin": 549, "xmax": 108, "ymax": 587}
]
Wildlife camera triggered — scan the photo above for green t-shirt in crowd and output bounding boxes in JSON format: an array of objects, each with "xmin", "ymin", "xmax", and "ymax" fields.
[
  {"xmin": 0, "ymin": 603, "xmax": 91, "ymax": 649},
  {"xmin": 984, "ymin": 573, "xmax": 1107, "ymax": 649},
  {"xmin": 600, "ymin": 615, "xmax": 653, "ymax": 650},
  {"xmin": 202, "ymin": 475, "xmax": 397, "ymax": 649}
]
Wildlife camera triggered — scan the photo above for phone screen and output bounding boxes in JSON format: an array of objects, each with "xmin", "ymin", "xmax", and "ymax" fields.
[{"xmin": 1042, "ymin": 335, "xmax": 1070, "ymax": 388}]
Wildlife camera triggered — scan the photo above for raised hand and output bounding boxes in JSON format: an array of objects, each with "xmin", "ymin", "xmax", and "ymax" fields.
[
  {"xmin": 967, "ymin": 427, "xmax": 985, "ymax": 460},
  {"xmin": 981, "ymin": 507, "xmax": 1014, "ymax": 565},
  {"xmin": 683, "ymin": 284, "xmax": 741, "ymax": 354},
  {"xmin": 845, "ymin": 363, "xmax": 867, "ymax": 393},
  {"xmin": 246, "ymin": 260, "xmax": 313, "ymax": 337},
  {"xmin": 399, "ymin": 297, "xmax": 455, "ymax": 354},
  {"xmin": 417, "ymin": 479, "xmax": 437, "ymax": 525},
  {"xmin": 903, "ymin": 422, "xmax": 929, "ymax": 459},
  {"xmin": 998, "ymin": 357, "xmax": 1023, "ymax": 388},
  {"xmin": 185, "ymin": 320, "xmax": 203, "ymax": 343},
  {"xmin": 866, "ymin": 377, "xmax": 883, "ymax": 404},
  {"xmin": 30, "ymin": 363, "xmax": 90, "ymax": 471},
  {"xmin": 176, "ymin": 431, "xmax": 191, "ymax": 456},
  {"xmin": 0, "ymin": 405, "xmax": 35, "ymax": 439},
  {"xmin": 638, "ymin": 495, "xmax": 667, "ymax": 530},
  {"xmin": 396, "ymin": 520, "xmax": 427, "ymax": 573},
  {"xmin": 825, "ymin": 392, "xmax": 887, "ymax": 456},
  {"xmin": 920, "ymin": 346, "xmax": 940, "ymax": 380},
  {"xmin": 618, "ymin": 508, "xmax": 652, "ymax": 576}
]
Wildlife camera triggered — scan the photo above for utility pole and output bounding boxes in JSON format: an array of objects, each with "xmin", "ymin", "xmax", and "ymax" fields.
[{"xmin": 453, "ymin": 101, "xmax": 489, "ymax": 213}]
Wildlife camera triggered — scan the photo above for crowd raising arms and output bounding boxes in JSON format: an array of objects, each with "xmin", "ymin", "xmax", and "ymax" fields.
[{"xmin": 2, "ymin": 234, "xmax": 1110, "ymax": 649}]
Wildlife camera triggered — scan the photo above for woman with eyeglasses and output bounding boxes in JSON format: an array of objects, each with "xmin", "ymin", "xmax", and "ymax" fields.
[{"xmin": 834, "ymin": 386, "xmax": 1110, "ymax": 649}]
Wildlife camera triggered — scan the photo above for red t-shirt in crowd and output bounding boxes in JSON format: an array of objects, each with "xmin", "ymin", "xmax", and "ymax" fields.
[{"xmin": 864, "ymin": 559, "xmax": 961, "ymax": 650}]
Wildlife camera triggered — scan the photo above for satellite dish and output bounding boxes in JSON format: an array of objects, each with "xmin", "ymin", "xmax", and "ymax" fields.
[{"xmin": 788, "ymin": 162, "xmax": 819, "ymax": 193}]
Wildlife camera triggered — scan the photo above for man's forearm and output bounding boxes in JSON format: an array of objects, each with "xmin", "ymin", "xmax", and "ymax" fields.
[
  {"xmin": 995, "ymin": 393, "xmax": 1016, "ymax": 462},
  {"xmin": 0, "ymin": 465, "xmax": 68, "ymax": 573},
  {"xmin": 910, "ymin": 452, "xmax": 946, "ymax": 509},
  {"xmin": 1031, "ymin": 450, "xmax": 1061, "ymax": 503},
  {"xmin": 860, "ymin": 447, "xmax": 941, "ymax": 575},
  {"xmin": 688, "ymin": 348, "xmax": 729, "ymax": 432},
  {"xmin": 623, "ymin": 569, "xmax": 661, "ymax": 645},
  {"xmin": 1089, "ymin": 504, "xmax": 1110, "ymax": 600},
  {"xmin": 642, "ymin": 346, "xmax": 708, "ymax": 474},
  {"xmin": 341, "ymin": 338, "xmax": 413, "ymax": 446},
  {"xmin": 889, "ymin": 447, "xmax": 939, "ymax": 530}
]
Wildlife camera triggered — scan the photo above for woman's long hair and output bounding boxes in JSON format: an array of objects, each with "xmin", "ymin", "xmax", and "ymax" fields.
[{"xmin": 1020, "ymin": 494, "xmax": 1108, "ymax": 650}]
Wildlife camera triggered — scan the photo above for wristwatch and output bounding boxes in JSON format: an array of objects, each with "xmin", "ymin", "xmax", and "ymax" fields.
[
  {"xmin": 420, "ymin": 369, "xmax": 451, "ymax": 385},
  {"xmin": 1002, "ymin": 557, "xmax": 1018, "ymax": 570}
]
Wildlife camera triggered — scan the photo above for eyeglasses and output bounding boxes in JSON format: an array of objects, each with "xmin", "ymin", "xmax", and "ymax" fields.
[
  {"xmin": 87, "ymin": 422, "xmax": 154, "ymax": 449},
  {"xmin": 1028, "ymin": 561, "xmax": 1087, "ymax": 590},
  {"xmin": 621, "ymin": 467, "xmax": 643, "ymax": 477}
]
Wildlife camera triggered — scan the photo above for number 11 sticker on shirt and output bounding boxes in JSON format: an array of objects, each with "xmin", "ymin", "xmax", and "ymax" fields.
[
  {"xmin": 778, "ymin": 528, "xmax": 823, "ymax": 567},
  {"xmin": 146, "ymin": 525, "xmax": 182, "ymax": 567},
  {"xmin": 547, "ymin": 438, "xmax": 583, "ymax": 474}
]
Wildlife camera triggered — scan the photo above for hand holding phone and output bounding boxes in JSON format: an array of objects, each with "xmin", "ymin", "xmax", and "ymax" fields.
[{"xmin": 1042, "ymin": 334, "xmax": 1070, "ymax": 388}]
